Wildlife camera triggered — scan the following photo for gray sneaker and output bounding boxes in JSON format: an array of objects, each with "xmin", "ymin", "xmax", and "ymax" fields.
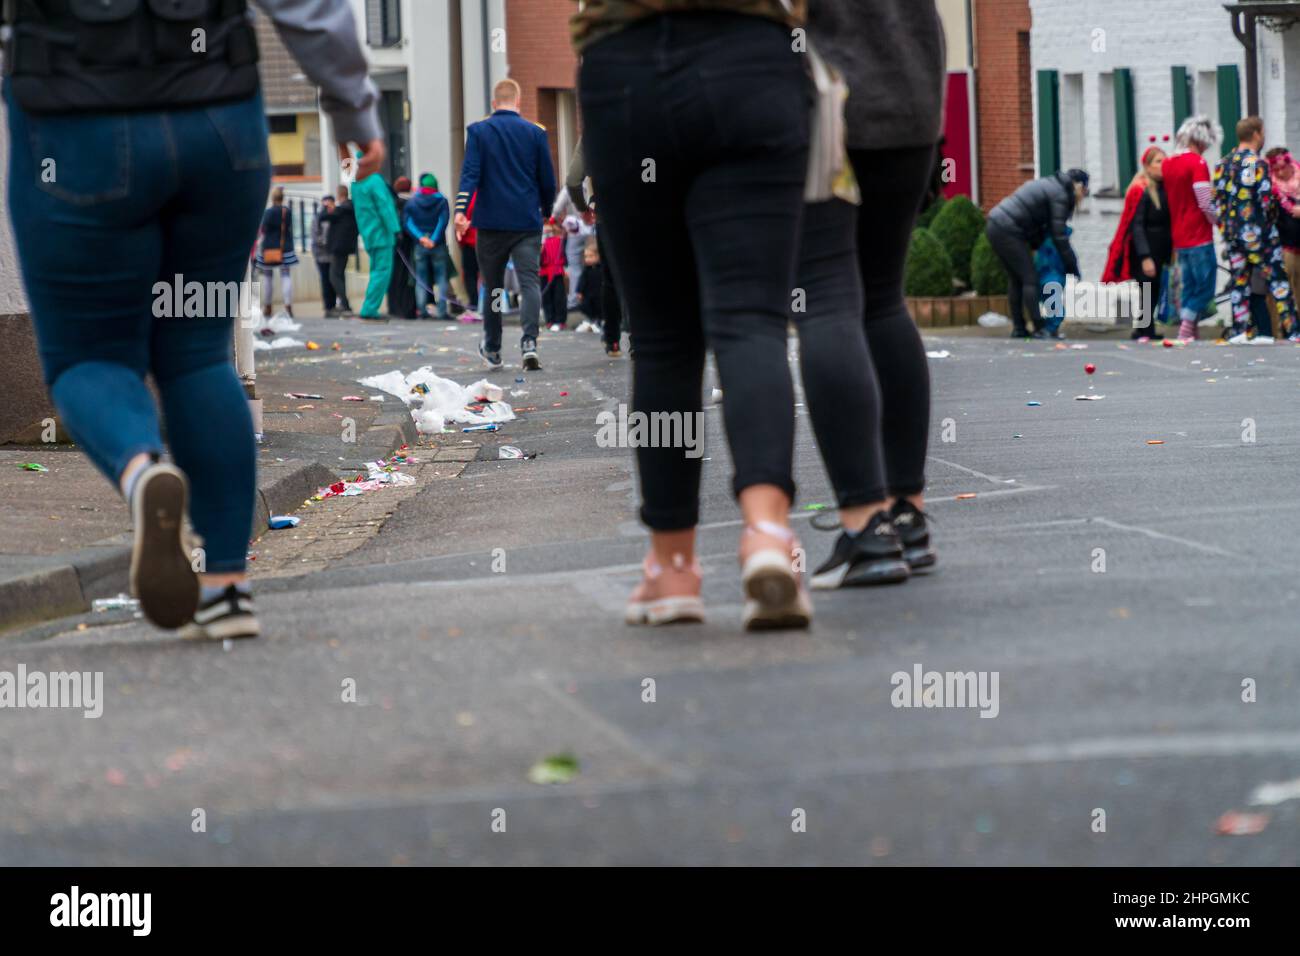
[
  {"xmin": 521, "ymin": 337, "xmax": 541, "ymax": 371},
  {"xmin": 479, "ymin": 342, "xmax": 503, "ymax": 370}
]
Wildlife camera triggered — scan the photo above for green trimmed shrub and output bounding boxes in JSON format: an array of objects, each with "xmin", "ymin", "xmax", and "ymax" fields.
[
  {"xmin": 903, "ymin": 227, "xmax": 955, "ymax": 298},
  {"xmin": 970, "ymin": 231, "xmax": 1008, "ymax": 296},
  {"xmin": 929, "ymin": 194, "xmax": 985, "ymax": 287},
  {"xmin": 917, "ymin": 195, "xmax": 947, "ymax": 230}
]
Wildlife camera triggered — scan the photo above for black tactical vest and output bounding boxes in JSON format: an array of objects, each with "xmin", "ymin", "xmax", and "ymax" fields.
[{"xmin": 3, "ymin": 0, "xmax": 259, "ymax": 114}]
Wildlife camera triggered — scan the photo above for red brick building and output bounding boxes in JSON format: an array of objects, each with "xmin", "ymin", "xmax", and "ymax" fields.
[
  {"xmin": 973, "ymin": 0, "xmax": 1035, "ymax": 210},
  {"xmin": 504, "ymin": 0, "xmax": 580, "ymax": 181}
]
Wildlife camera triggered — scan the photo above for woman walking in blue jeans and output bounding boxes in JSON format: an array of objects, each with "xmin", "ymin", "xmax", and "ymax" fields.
[{"xmin": 3, "ymin": 0, "xmax": 384, "ymax": 639}]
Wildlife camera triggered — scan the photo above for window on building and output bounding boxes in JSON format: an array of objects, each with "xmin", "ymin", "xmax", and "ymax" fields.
[
  {"xmin": 1098, "ymin": 73, "xmax": 1118, "ymax": 193},
  {"xmin": 1037, "ymin": 69, "xmax": 1060, "ymax": 175},
  {"xmin": 556, "ymin": 90, "xmax": 578, "ymax": 188},
  {"xmin": 1216, "ymin": 64, "xmax": 1242, "ymax": 156},
  {"xmin": 1018, "ymin": 32, "xmax": 1034, "ymax": 166},
  {"xmin": 268, "ymin": 114, "xmax": 298, "ymax": 135},
  {"xmin": 1059, "ymin": 74, "xmax": 1085, "ymax": 172},
  {"xmin": 366, "ymin": 0, "xmax": 402, "ymax": 49},
  {"xmin": 1197, "ymin": 70, "xmax": 1220, "ymax": 148},
  {"xmin": 1172, "ymin": 66, "xmax": 1194, "ymax": 132}
]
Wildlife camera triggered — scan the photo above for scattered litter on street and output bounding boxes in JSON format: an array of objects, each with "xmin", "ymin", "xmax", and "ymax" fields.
[
  {"xmin": 1074, "ymin": 394, "xmax": 1105, "ymax": 401},
  {"xmin": 18, "ymin": 462, "xmax": 48, "ymax": 472},
  {"xmin": 1026, "ymin": 401, "xmax": 1041, "ymax": 407},
  {"xmin": 359, "ymin": 367, "xmax": 516, "ymax": 434},
  {"xmin": 1146, "ymin": 439, "xmax": 1165, "ymax": 445},
  {"xmin": 528, "ymin": 752, "xmax": 580, "ymax": 785},
  {"xmin": 1215, "ymin": 810, "xmax": 1269, "ymax": 836},
  {"xmin": 92, "ymin": 594, "xmax": 138, "ymax": 612},
  {"xmin": 1084, "ymin": 363, "xmax": 1096, "ymax": 375},
  {"xmin": 268, "ymin": 515, "xmax": 300, "ymax": 529},
  {"xmin": 342, "ymin": 395, "xmax": 363, "ymax": 402},
  {"xmin": 285, "ymin": 392, "xmax": 324, "ymax": 400},
  {"xmin": 926, "ymin": 350, "xmax": 951, "ymax": 359},
  {"xmin": 977, "ymin": 312, "xmax": 1010, "ymax": 328},
  {"xmin": 253, "ymin": 336, "xmax": 303, "ymax": 351},
  {"xmin": 955, "ymin": 493, "xmax": 977, "ymax": 500},
  {"xmin": 463, "ymin": 423, "xmax": 500, "ymax": 432},
  {"xmin": 306, "ymin": 341, "xmax": 320, "ymax": 350},
  {"xmin": 1248, "ymin": 777, "xmax": 1300, "ymax": 806},
  {"xmin": 499, "ymin": 445, "xmax": 524, "ymax": 459},
  {"xmin": 313, "ymin": 451, "xmax": 419, "ymax": 501}
]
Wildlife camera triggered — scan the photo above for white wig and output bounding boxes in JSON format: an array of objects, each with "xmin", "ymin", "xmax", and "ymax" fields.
[{"xmin": 1175, "ymin": 114, "xmax": 1223, "ymax": 152}]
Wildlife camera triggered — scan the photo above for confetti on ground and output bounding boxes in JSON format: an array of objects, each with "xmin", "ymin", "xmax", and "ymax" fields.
[
  {"xmin": 955, "ymin": 493, "xmax": 977, "ymax": 500},
  {"xmin": 1215, "ymin": 811, "xmax": 1270, "ymax": 836},
  {"xmin": 528, "ymin": 753, "xmax": 580, "ymax": 785},
  {"xmin": 1146, "ymin": 440, "xmax": 1165, "ymax": 445},
  {"xmin": 1026, "ymin": 401, "xmax": 1042, "ymax": 407},
  {"xmin": 1074, "ymin": 394, "xmax": 1105, "ymax": 401}
]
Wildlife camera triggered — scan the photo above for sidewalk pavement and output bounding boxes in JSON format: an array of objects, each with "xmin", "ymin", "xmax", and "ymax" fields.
[{"xmin": 0, "ymin": 317, "xmax": 418, "ymax": 634}]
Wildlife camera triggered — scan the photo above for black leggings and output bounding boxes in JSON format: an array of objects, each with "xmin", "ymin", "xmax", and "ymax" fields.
[
  {"xmin": 542, "ymin": 274, "xmax": 567, "ymax": 326},
  {"xmin": 597, "ymin": 229, "xmax": 623, "ymax": 346},
  {"xmin": 986, "ymin": 218, "xmax": 1042, "ymax": 334},
  {"xmin": 461, "ymin": 243, "xmax": 479, "ymax": 308},
  {"xmin": 793, "ymin": 146, "xmax": 935, "ymax": 505},
  {"xmin": 580, "ymin": 12, "xmax": 810, "ymax": 530}
]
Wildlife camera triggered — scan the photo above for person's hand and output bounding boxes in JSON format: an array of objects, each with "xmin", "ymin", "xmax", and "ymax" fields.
[
  {"xmin": 420, "ymin": 236, "xmax": 434, "ymax": 249},
  {"xmin": 1142, "ymin": 257, "xmax": 1156, "ymax": 278},
  {"xmin": 339, "ymin": 139, "xmax": 386, "ymax": 180},
  {"xmin": 1290, "ymin": 206, "xmax": 1300, "ymax": 218},
  {"xmin": 455, "ymin": 213, "xmax": 470, "ymax": 242}
]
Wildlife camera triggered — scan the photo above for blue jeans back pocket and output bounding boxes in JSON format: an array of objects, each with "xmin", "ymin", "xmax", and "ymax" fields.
[
  {"xmin": 28, "ymin": 113, "xmax": 131, "ymax": 206},
  {"xmin": 205, "ymin": 95, "xmax": 271, "ymax": 172}
]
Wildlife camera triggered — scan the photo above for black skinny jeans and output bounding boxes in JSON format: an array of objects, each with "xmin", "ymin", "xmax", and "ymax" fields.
[
  {"xmin": 986, "ymin": 217, "xmax": 1042, "ymax": 334},
  {"xmin": 580, "ymin": 13, "xmax": 810, "ymax": 530},
  {"xmin": 793, "ymin": 145, "xmax": 935, "ymax": 507}
]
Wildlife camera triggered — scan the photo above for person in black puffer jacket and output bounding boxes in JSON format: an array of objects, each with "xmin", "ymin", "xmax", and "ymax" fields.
[{"xmin": 987, "ymin": 169, "xmax": 1089, "ymax": 338}]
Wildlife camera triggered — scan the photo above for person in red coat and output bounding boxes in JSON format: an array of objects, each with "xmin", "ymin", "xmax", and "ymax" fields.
[
  {"xmin": 1103, "ymin": 147, "xmax": 1172, "ymax": 339},
  {"xmin": 539, "ymin": 218, "xmax": 569, "ymax": 330}
]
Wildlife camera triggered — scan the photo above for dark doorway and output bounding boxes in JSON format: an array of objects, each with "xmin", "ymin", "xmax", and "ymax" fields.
[{"xmin": 380, "ymin": 89, "xmax": 409, "ymax": 184}]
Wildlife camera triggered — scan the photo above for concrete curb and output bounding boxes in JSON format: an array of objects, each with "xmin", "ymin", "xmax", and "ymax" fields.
[{"xmin": 1, "ymin": 458, "xmax": 340, "ymax": 636}]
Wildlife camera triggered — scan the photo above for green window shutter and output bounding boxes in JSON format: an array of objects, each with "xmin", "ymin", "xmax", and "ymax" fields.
[
  {"xmin": 1037, "ymin": 69, "xmax": 1060, "ymax": 175},
  {"xmin": 1115, "ymin": 68, "xmax": 1137, "ymax": 187},
  {"xmin": 1172, "ymin": 66, "xmax": 1192, "ymax": 132},
  {"xmin": 1217, "ymin": 64, "xmax": 1242, "ymax": 157}
]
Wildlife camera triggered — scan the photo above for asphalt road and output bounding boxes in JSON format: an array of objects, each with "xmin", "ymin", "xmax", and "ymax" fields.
[{"xmin": 3, "ymin": 316, "xmax": 1299, "ymax": 865}]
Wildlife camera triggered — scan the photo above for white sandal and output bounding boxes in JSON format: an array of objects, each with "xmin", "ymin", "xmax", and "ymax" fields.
[
  {"xmin": 740, "ymin": 521, "xmax": 812, "ymax": 631},
  {"xmin": 625, "ymin": 553, "xmax": 706, "ymax": 626}
]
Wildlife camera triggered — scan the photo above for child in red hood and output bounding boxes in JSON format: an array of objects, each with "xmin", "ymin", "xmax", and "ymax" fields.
[{"xmin": 540, "ymin": 218, "xmax": 569, "ymax": 330}]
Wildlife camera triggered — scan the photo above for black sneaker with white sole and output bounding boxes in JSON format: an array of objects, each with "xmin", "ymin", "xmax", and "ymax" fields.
[
  {"xmin": 521, "ymin": 337, "xmax": 541, "ymax": 371},
  {"xmin": 809, "ymin": 511, "xmax": 911, "ymax": 590},
  {"xmin": 479, "ymin": 342, "xmax": 503, "ymax": 370},
  {"xmin": 891, "ymin": 499, "xmax": 936, "ymax": 571},
  {"xmin": 130, "ymin": 462, "xmax": 199, "ymax": 629},
  {"xmin": 181, "ymin": 586, "xmax": 260, "ymax": 641}
]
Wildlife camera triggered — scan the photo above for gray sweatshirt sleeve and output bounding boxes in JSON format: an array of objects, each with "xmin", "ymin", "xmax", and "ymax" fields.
[{"xmin": 250, "ymin": 0, "xmax": 383, "ymax": 146}]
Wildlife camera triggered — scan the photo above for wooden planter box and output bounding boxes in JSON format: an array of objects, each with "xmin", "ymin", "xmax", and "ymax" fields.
[{"xmin": 905, "ymin": 294, "xmax": 1010, "ymax": 328}]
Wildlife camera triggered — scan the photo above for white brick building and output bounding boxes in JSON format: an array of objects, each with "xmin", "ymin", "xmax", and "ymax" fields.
[{"xmin": 1029, "ymin": 0, "xmax": 1300, "ymax": 284}]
